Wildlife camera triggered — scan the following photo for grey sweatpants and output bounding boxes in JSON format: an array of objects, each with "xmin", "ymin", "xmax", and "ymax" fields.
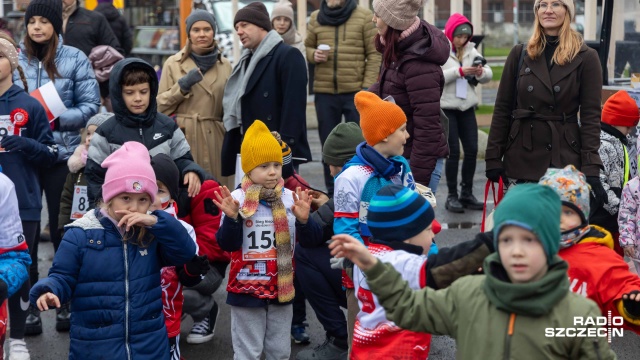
[{"xmin": 231, "ymin": 304, "xmax": 293, "ymax": 360}]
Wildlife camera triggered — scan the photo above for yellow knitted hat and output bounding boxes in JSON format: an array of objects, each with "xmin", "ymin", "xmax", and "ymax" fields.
[
  {"xmin": 355, "ymin": 91, "xmax": 407, "ymax": 146},
  {"xmin": 241, "ymin": 120, "xmax": 283, "ymax": 173}
]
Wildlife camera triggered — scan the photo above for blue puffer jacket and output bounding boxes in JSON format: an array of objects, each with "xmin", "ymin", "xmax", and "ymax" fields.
[
  {"xmin": 15, "ymin": 35, "xmax": 100, "ymax": 163},
  {"xmin": 30, "ymin": 209, "xmax": 196, "ymax": 360}
]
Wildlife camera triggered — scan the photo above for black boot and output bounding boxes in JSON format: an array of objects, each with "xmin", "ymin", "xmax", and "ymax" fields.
[
  {"xmin": 445, "ymin": 194, "xmax": 464, "ymax": 213},
  {"xmin": 56, "ymin": 302, "xmax": 71, "ymax": 331},
  {"xmin": 459, "ymin": 185, "xmax": 484, "ymax": 210},
  {"xmin": 25, "ymin": 305, "xmax": 42, "ymax": 336}
]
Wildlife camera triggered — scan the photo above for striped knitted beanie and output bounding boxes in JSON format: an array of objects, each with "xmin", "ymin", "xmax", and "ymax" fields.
[{"xmin": 367, "ymin": 184, "xmax": 435, "ymax": 242}]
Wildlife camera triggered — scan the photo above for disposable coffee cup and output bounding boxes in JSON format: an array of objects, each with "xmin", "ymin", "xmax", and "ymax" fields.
[{"xmin": 317, "ymin": 44, "xmax": 330, "ymax": 55}]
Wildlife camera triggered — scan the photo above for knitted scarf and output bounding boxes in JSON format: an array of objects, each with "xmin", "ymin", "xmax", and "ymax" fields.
[
  {"xmin": 239, "ymin": 175, "xmax": 294, "ymax": 302},
  {"xmin": 189, "ymin": 41, "xmax": 220, "ymax": 73},
  {"xmin": 317, "ymin": 0, "xmax": 357, "ymax": 26}
]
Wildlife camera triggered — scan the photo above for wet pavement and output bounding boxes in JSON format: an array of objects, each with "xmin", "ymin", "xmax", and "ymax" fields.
[{"xmin": 13, "ymin": 127, "xmax": 640, "ymax": 359}]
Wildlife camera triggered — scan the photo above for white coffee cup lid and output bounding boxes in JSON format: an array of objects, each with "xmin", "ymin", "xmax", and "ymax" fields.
[{"xmin": 317, "ymin": 44, "xmax": 330, "ymax": 51}]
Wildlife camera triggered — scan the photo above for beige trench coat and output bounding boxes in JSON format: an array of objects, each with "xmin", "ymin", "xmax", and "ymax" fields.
[{"xmin": 157, "ymin": 46, "xmax": 233, "ymax": 187}]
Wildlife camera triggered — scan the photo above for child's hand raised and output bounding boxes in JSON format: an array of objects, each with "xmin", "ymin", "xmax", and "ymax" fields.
[
  {"xmin": 116, "ymin": 210, "xmax": 158, "ymax": 231},
  {"xmin": 291, "ymin": 188, "xmax": 312, "ymax": 224},
  {"xmin": 212, "ymin": 186, "xmax": 240, "ymax": 220},
  {"xmin": 329, "ymin": 234, "xmax": 378, "ymax": 271},
  {"xmin": 36, "ymin": 292, "xmax": 60, "ymax": 311},
  {"xmin": 309, "ymin": 190, "xmax": 330, "ymax": 208}
]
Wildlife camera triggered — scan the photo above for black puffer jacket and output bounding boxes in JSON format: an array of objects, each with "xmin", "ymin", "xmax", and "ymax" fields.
[
  {"xmin": 94, "ymin": 3, "xmax": 133, "ymax": 56},
  {"xmin": 85, "ymin": 59, "xmax": 208, "ymax": 205},
  {"xmin": 63, "ymin": 2, "xmax": 123, "ymax": 56}
]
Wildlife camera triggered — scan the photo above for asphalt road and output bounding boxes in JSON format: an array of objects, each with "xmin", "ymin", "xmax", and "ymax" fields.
[{"xmin": 14, "ymin": 128, "xmax": 640, "ymax": 359}]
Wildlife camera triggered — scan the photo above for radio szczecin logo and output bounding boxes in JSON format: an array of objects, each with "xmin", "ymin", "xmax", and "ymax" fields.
[{"xmin": 545, "ymin": 311, "xmax": 623, "ymax": 343}]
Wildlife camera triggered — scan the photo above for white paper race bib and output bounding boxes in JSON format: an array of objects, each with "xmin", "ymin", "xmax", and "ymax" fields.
[
  {"xmin": 241, "ymin": 215, "xmax": 295, "ymax": 261},
  {"xmin": 70, "ymin": 185, "xmax": 89, "ymax": 219},
  {"xmin": 0, "ymin": 115, "xmax": 22, "ymax": 153}
]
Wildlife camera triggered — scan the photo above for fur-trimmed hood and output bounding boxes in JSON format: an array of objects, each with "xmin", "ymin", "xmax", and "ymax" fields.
[{"xmin": 67, "ymin": 143, "xmax": 87, "ymax": 173}]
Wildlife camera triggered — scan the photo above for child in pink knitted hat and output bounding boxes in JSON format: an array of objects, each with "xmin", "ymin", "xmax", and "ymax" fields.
[{"xmin": 29, "ymin": 141, "xmax": 197, "ymax": 359}]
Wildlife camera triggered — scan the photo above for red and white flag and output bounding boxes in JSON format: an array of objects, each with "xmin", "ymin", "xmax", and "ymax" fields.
[{"xmin": 30, "ymin": 82, "xmax": 67, "ymax": 122}]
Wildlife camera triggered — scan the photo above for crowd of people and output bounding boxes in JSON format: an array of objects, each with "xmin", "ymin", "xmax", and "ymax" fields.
[{"xmin": 0, "ymin": 0, "xmax": 639, "ymax": 359}]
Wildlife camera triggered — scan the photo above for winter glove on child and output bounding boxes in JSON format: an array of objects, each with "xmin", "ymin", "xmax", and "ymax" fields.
[
  {"xmin": 184, "ymin": 255, "xmax": 210, "ymax": 277},
  {"xmin": 623, "ymin": 290, "xmax": 640, "ymax": 318},
  {"xmin": 178, "ymin": 68, "xmax": 204, "ymax": 93},
  {"xmin": 486, "ymin": 168, "xmax": 506, "ymax": 183},
  {"xmin": 1, "ymin": 136, "xmax": 38, "ymax": 153},
  {"xmin": 179, "ymin": 255, "xmax": 210, "ymax": 287},
  {"xmin": 586, "ymin": 176, "xmax": 608, "ymax": 210}
]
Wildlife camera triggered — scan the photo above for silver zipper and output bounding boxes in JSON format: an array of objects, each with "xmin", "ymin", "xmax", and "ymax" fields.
[
  {"xmin": 123, "ymin": 240, "xmax": 131, "ymax": 360},
  {"xmin": 37, "ymin": 61, "xmax": 42, "ymax": 88}
]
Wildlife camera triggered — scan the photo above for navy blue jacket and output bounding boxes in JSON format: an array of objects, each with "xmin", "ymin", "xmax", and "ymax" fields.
[
  {"xmin": 30, "ymin": 209, "xmax": 195, "ymax": 360},
  {"xmin": 220, "ymin": 41, "xmax": 311, "ymax": 175},
  {"xmin": 0, "ymin": 84, "xmax": 57, "ymax": 221}
]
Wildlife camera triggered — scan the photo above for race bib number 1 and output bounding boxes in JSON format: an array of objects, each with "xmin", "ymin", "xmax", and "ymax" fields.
[
  {"xmin": 242, "ymin": 216, "xmax": 295, "ymax": 261},
  {"xmin": 70, "ymin": 185, "xmax": 89, "ymax": 220}
]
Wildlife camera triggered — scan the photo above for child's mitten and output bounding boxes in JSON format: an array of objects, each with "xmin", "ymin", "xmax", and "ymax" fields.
[{"xmin": 623, "ymin": 290, "xmax": 640, "ymax": 318}]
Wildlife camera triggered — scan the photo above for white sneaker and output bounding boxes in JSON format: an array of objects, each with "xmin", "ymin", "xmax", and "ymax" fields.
[
  {"xmin": 8, "ymin": 339, "xmax": 30, "ymax": 360},
  {"xmin": 186, "ymin": 301, "xmax": 218, "ymax": 344}
]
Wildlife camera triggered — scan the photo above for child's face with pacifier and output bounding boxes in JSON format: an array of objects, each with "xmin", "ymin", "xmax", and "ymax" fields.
[
  {"xmin": 109, "ymin": 192, "xmax": 152, "ymax": 221},
  {"xmin": 248, "ymin": 161, "xmax": 282, "ymax": 189}
]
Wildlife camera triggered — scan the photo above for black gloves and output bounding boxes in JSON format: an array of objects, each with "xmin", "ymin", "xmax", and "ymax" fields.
[
  {"xmin": 623, "ymin": 290, "xmax": 640, "ymax": 318},
  {"xmin": 486, "ymin": 168, "xmax": 506, "ymax": 183},
  {"xmin": 184, "ymin": 255, "xmax": 210, "ymax": 277},
  {"xmin": 586, "ymin": 176, "xmax": 608, "ymax": 210},
  {"xmin": 179, "ymin": 255, "xmax": 210, "ymax": 287},
  {"xmin": 178, "ymin": 68, "xmax": 204, "ymax": 93},
  {"xmin": 1, "ymin": 136, "xmax": 38, "ymax": 153}
]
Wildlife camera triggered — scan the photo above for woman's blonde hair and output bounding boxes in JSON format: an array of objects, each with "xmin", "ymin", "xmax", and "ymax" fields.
[
  {"xmin": 100, "ymin": 200, "xmax": 155, "ymax": 248},
  {"xmin": 527, "ymin": 5, "xmax": 583, "ymax": 66}
]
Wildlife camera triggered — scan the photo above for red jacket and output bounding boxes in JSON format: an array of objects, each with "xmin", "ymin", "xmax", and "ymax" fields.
[
  {"xmin": 181, "ymin": 180, "xmax": 230, "ymax": 263},
  {"xmin": 559, "ymin": 226, "xmax": 640, "ymax": 333}
]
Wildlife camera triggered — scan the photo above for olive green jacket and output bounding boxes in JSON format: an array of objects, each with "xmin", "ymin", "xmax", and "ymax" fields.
[
  {"xmin": 364, "ymin": 254, "xmax": 616, "ymax": 360},
  {"xmin": 305, "ymin": 6, "xmax": 381, "ymax": 94}
]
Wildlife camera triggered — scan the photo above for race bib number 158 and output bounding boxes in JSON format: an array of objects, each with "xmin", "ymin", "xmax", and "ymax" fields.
[{"xmin": 242, "ymin": 216, "xmax": 295, "ymax": 261}]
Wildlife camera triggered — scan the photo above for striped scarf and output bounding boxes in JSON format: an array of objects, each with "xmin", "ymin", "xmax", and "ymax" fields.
[{"xmin": 239, "ymin": 175, "xmax": 294, "ymax": 302}]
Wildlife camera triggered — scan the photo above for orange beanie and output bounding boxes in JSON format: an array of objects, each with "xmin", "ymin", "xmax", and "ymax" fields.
[
  {"xmin": 602, "ymin": 90, "xmax": 639, "ymax": 127},
  {"xmin": 354, "ymin": 91, "xmax": 407, "ymax": 145}
]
